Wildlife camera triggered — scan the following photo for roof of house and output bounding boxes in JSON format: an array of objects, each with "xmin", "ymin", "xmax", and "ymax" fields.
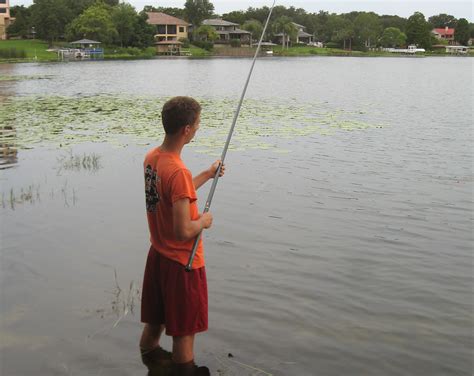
[
  {"xmin": 292, "ymin": 22, "xmax": 306, "ymax": 29},
  {"xmin": 298, "ymin": 31, "xmax": 312, "ymax": 37},
  {"xmin": 155, "ymin": 41, "xmax": 183, "ymax": 45},
  {"xmin": 71, "ymin": 39, "xmax": 101, "ymax": 44},
  {"xmin": 214, "ymin": 29, "xmax": 251, "ymax": 35},
  {"xmin": 274, "ymin": 31, "xmax": 312, "ymax": 38},
  {"xmin": 433, "ymin": 28, "xmax": 455, "ymax": 36},
  {"xmin": 146, "ymin": 12, "xmax": 190, "ymax": 26},
  {"xmin": 202, "ymin": 19, "xmax": 239, "ymax": 27}
]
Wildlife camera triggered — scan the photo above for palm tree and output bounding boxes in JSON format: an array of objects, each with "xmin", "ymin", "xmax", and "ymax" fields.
[{"xmin": 273, "ymin": 16, "xmax": 298, "ymax": 49}]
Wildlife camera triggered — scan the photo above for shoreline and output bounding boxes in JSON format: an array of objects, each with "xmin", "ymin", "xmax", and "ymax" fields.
[
  {"xmin": 1, "ymin": 40, "xmax": 472, "ymax": 64},
  {"xmin": 1, "ymin": 53, "xmax": 472, "ymax": 64}
]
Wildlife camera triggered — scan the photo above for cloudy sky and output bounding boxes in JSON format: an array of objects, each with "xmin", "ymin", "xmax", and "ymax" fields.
[{"xmin": 11, "ymin": 0, "xmax": 473, "ymax": 21}]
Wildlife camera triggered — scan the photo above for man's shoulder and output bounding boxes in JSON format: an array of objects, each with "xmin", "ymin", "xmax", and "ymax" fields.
[{"xmin": 144, "ymin": 150, "xmax": 189, "ymax": 177}]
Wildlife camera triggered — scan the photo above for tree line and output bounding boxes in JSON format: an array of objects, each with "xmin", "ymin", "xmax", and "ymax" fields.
[{"xmin": 7, "ymin": 0, "xmax": 474, "ymax": 49}]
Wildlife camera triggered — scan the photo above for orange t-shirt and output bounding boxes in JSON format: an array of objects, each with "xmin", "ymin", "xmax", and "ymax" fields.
[{"xmin": 144, "ymin": 148, "xmax": 204, "ymax": 269}]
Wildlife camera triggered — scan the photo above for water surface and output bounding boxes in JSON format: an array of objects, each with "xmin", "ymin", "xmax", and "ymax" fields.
[{"xmin": 1, "ymin": 57, "xmax": 472, "ymax": 376}]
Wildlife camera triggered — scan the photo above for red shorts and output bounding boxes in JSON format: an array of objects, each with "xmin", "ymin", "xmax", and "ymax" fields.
[{"xmin": 141, "ymin": 247, "xmax": 208, "ymax": 336}]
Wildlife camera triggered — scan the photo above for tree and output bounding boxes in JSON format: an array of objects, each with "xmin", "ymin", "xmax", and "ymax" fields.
[
  {"xmin": 454, "ymin": 18, "xmax": 470, "ymax": 45},
  {"xmin": 195, "ymin": 25, "xmax": 218, "ymax": 41},
  {"xmin": 64, "ymin": 0, "xmax": 118, "ymax": 18},
  {"xmin": 30, "ymin": 0, "xmax": 73, "ymax": 43},
  {"xmin": 222, "ymin": 11, "xmax": 246, "ymax": 25},
  {"xmin": 336, "ymin": 19, "xmax": 355, "ymax": 50},
  {"xmin": 406, "ymin": 12, "xmax": 432, "ymax": 49},
  {"xmin": 379, "ymin": 15, "xmax": 407, "ymax": 33},
  {"xmin": 311, "ymin": 10, "xmax": 330, "ymax": 42},
  {"xmin": 66, "ymin": 2, "xmax": 117, "ymax": 44},
  {"xmin": 379, "ymin": 27, "xmax": 407, "ymax": 47},
  {"xmin": 353, "ymin": 12, "xmax": 382, "ymax": 48},
  {"xmin": 428, "ymin": 13, "xmax": 457, "ymax": 28},
  {"xmin": 131, "ymin": 11, "xmax": 156, "ymax": 48},
  {"xmin": 273, "ymin": 16, "xmax": 297, "ymax": 48},
  {"xmin": 184, "ymin": 0, "xmax": 214, "ymax": 27},
  {"xmin": 325, "ymin": 15, "xmax": 353, "ymax": 49},
  {"xmin": 112, "ymin": 3, "xmax": 137, "ymax": 47},
  {"xmin": 7, "ymin": 6, "xmax": 32, "ymax": 38},
  {"xmin": 242, "ymin": 19, "xmax": 263, "ymax": 42}
]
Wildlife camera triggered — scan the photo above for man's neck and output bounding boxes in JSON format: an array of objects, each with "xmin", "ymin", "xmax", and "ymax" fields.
[{"xmin": 160, "ymin": 135, "xmax": 184, "ymax": 156}]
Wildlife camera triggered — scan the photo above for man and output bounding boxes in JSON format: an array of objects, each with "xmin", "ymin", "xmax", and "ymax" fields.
[{"xmin": 139, "ymin": 96, "xmax": 224, "ymax": 376}]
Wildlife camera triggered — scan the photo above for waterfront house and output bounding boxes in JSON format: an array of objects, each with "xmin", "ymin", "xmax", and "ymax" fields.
[
  {"xmin": 201, "ymin": 19, "xmax": 251, "ymax": 46},
  {"xmin": 432, "ymin": 27, "xmax": 456, "ymax": 45},
  {"xmin": 0, "ymin": 0, "xmax": 13, "ymax": 40},
  {"xmin": 146, "ymin": 12, "xmax": 190, "ymax": 55},
  {"xmin": 274, "ymin": 22, "xmax": 313, "ymax": 46},
  {"xmin": 146, "ymin": 12, "xmax": 190, "ymax": 42}
]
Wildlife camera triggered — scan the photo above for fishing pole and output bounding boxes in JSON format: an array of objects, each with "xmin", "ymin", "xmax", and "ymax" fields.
[{"xmin": 185, "ymin": 0, "xmax": 277, "ymax": 272}]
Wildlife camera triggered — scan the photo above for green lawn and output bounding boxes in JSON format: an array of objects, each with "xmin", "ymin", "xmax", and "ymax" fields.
[
  {"xmin": 273, "ymin": 46, "xmax": 398, "ymax": 57},
  {"xmin": 0, "ymin": 39, "xmax": 57, "ymax": 62},
  {"xmin": 272, "ymin": 45, "xmax": 474, "ymax": 57}
]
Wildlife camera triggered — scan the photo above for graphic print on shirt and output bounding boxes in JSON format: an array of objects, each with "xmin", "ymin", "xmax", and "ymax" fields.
[{"xmin": 145, "ymin": 164, "xmax": 160, "ymax": 212}]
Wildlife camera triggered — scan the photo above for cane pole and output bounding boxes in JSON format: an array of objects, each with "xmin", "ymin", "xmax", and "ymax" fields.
[{"xmin": 185, "ymin": 1, "xmax": 276, "ymax": 272}]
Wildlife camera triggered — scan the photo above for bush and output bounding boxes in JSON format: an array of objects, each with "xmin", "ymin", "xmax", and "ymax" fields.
[
  {"xmin": 325, "ymin": 42, "xmax": 341, "ymax": 49},
  {"xmin": 294, "ymin": 43, "xmax": 307, "ymax": 47},
  {"xmin": 0, "ymin": 48, "xmax": 27, "ymax": 59},
  {"xmin": 230, "ymin": 39, "xmax": 241, "ymax": 48},
  {"xmin": 126, "ymin": 47, "xmax": 142, "ymax": 56},
  {"xmin": 192, "ymin": 40, "xmax": 214, "ymax": 51},
  {"xmin": 179, "ymin": 38, "xmax": 190, "ymax": 48}
]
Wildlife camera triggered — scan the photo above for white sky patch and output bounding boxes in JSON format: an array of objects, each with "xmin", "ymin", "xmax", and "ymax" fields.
[{"xmin": 10, "ymin": 0, "xmax": 473, "ymax": 21}]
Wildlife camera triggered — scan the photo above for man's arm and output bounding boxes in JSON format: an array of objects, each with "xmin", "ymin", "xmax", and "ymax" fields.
[
  {"xmin": 193, "ymin": 160, "xmax": 226, "ymax": 190},
  {"xmin": 172, "ymin": 198, "xmax": 213, "ymax": 241}
]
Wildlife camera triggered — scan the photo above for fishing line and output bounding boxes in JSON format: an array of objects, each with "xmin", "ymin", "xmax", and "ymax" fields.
[{"xmin": 185, "ymin": 1, "xmax": 277, "ymax": 271}]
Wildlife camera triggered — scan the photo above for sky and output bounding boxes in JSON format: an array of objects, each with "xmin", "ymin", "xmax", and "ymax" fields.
[{"xmin": 10, "ymin": 0, "xmax": 473, "ymax": 21}]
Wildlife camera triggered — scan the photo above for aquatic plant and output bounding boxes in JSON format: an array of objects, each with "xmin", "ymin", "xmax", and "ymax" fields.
[
  {"xmin": 2, "ymin": 180, "xmax": 78, "ymax": 210},
  {"xmin": 0, "ymin": 75, "xmax": 54, "ymax": 82},
  {"xmin": 57, "ymin": 151, "xmax": 102, "ymax": 174},
  {"xmin": 3, "ymin": 184, "xmax": 40, "ymax": 210},
  {"xmin": 86, "ymin": 269, "xmax": 140, "ymax": 342},
  {"xmin": 0, "ymin": 95, "xmax": 383, "ymax": 155}
]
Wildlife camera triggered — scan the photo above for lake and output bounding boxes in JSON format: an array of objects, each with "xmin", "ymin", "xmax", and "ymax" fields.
[{"xmin": 0, "ymin": 56, "xmax": 472, "ymax": 376}]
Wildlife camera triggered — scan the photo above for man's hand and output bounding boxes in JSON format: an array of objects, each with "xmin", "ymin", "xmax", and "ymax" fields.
[
  {"xmin": 200, "ymin": 212, "xmax": 213, "ymax": 229},
  {"xmin": 208, "ymin": 160, "xmax": 226, "ymax": 179}
]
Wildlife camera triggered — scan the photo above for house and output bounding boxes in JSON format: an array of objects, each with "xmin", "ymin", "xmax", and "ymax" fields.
[
  {"xmin": 0, "ymin": 0, "xmax": 13, "ymax": 40},
  {"xmin": 146, "ymin": 12, "xmax": 190, "ymax": 42},
  {"xmin": 432, "ymin": 27, "xmax": 456, "ymax": 45},
  {"xmin": 274, "ymin": 22, "xmax": 314, "ymax": 46},
  {"xmin": 201, "ymin": 19, "xmax": 251, "ymax": 45}
]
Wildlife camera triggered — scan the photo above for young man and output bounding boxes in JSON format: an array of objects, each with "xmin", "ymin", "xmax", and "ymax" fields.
[{"xmin": 139, "ymin": 96, "xmax": 224, "ymax": 376}]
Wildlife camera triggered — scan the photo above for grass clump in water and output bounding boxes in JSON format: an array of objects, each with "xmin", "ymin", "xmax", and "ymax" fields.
[{"xmin": 57, "ymin": 152, "xmax": 102, "ymax": 173}]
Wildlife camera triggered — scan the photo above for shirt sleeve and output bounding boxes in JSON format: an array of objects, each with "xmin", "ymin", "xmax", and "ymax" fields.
[{"xmin": 169, "ymin": 168, "xmax": 197, "ymax": 204}]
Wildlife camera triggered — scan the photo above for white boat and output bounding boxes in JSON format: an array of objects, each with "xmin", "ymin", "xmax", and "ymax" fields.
[{"xmin": 383, "ymin": 45, "xmax": 425, "ymax": 54}]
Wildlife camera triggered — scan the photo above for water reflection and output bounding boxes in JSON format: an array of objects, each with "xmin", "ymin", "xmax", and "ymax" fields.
[{"xmin": 0, "ymin": 64, "xmax": 18, "ymax": 169}]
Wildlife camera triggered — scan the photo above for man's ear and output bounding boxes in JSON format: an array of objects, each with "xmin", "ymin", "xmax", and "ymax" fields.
[{"xmin": 183, "ymin": 124, "xmax": 192, "ymax": 136}]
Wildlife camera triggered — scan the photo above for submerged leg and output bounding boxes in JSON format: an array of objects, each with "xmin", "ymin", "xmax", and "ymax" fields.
[{"xmin": 140, "ymin": 324, "xmax": 172, "ymax": 370}]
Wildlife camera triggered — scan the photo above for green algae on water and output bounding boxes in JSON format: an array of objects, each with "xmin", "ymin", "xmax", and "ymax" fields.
[
  {"xmin": 0, "ymin": 95, "xmax": 383, "ymax": 155},
  {"xmin": 0, "ymin": 75, "xmax": 54, "ymax": 82}
]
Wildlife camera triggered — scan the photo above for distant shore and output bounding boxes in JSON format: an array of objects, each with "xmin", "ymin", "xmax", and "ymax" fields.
[{"xmin": 0, "ymin": 39, "xmax": 472, "ymax": 64}]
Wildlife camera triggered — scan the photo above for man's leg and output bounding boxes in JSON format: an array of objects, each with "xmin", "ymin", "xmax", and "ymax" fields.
[
  {"xmin": 140, "ymin": 323, "xmax": 165, "ymax": 350},
  {"xmin": 172, "ymin": 334, "xmax": 195, "ymax": 363},
  {"xmin": 140, "ymin": 324, "xmax": 172, "ymax": 370},
  {"xmin": 171, "ymin": 335, "xmax": 210, "ymax": 375}
]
